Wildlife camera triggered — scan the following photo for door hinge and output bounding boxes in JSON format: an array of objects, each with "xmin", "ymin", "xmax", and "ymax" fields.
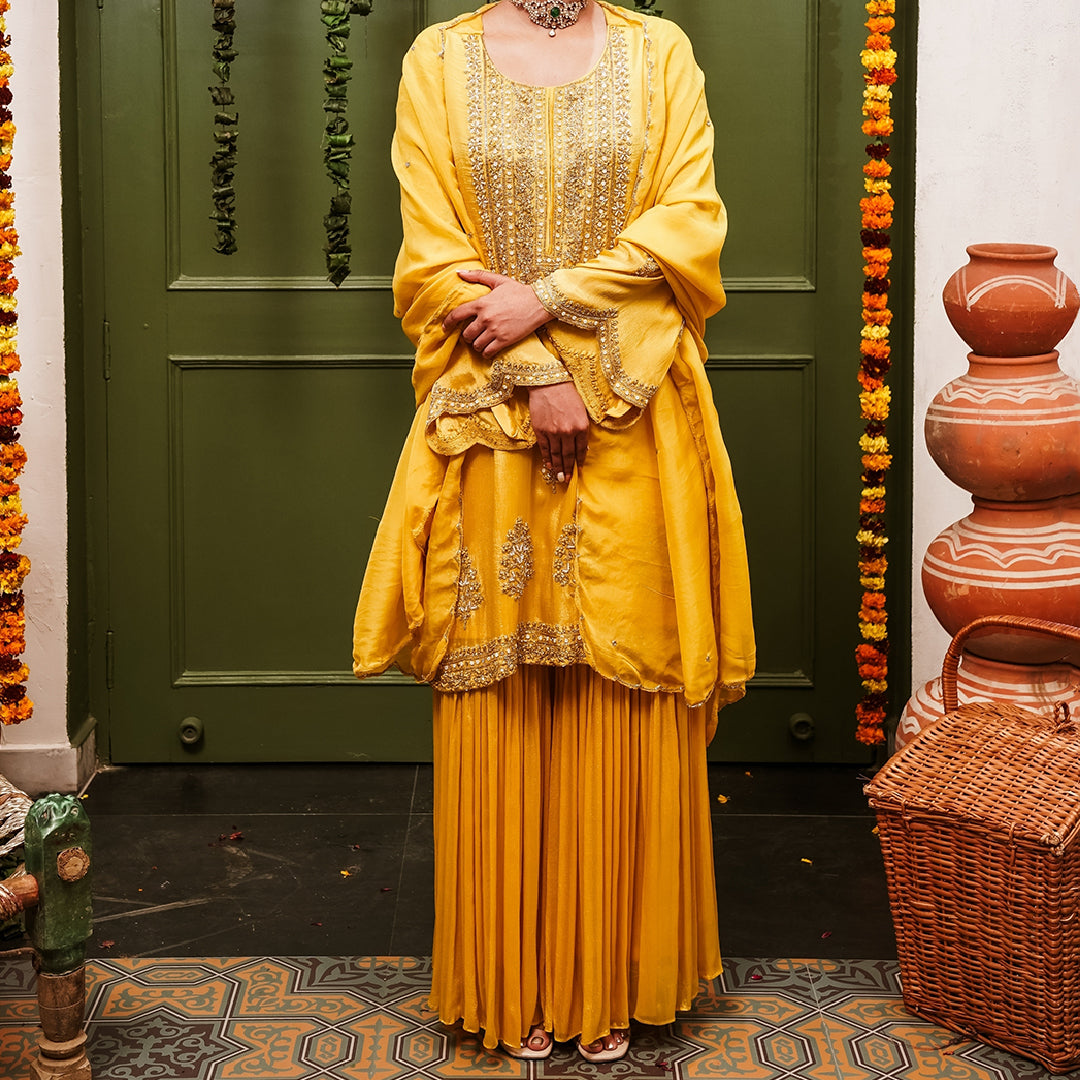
[
  {"xmin": 102, "ymin": 320, "xmax": 111, "ymax": 381},
  {"xmin": 105, "ymin": 629, "xmax": 115, "ymax": 690}
]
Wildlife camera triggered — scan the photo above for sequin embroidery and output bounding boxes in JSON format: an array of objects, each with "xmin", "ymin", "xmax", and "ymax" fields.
[{"xmin": 499, "ymin": 518, "xmax": 535, "ymax": 599}]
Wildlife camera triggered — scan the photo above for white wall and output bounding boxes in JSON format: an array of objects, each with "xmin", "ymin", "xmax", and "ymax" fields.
[
  {"xmin": 912, "ymin": 0, "xmax": 1080, "ymax": 692},
  {"xmin": 0, "ymin": 3, "xmax": 83, "ymax": 794}
]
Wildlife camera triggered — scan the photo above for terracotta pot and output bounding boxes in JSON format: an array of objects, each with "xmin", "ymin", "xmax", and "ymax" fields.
[
  {"xmin": 896, "ymin": 653, "xmax": 1080, "ymax": 753},
  {"xmin": 924, "ymin": 351, "xmax": 1080, "ymax": 500},
  {"xmin": 922, "ymin": 495, "xmax": 1080, "ymax": 662},
  {"xmin": 942, "ymin": 243, "xmax": 1079, "ymax": 357}
]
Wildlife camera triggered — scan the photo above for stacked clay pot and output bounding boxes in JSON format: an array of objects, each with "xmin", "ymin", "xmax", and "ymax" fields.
[{"xmin": 898, "ymin": 244, "xmax": 1080, "ymax": 751}]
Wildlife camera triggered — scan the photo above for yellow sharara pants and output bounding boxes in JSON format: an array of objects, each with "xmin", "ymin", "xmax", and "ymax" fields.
[{"xmin": 430, "ymin": 664, "xmax": 721, "ymax": 1050}]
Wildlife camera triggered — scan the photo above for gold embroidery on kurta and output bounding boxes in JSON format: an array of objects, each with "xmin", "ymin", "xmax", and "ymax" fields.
[
  {"xmin": 552, "ymin": 523, "xmax": 578, "ymax": 587},
  {"xmin": 433, "ymin": 622, "xmax": 586, "ymax": 691},
  {"xmin": 533, "ymin": 274, "xmax": 658, "ymax": 410},
  {"xmin": 455, "ymin": 547, "xmax": 483, "ymax": 623},
  {"xmin": 499, "ymin": 518, "xmax": 535, "ymax": 598},
  {"xmin": 463, "ymin": 28, "xmax": 633, "ymax": 285}
]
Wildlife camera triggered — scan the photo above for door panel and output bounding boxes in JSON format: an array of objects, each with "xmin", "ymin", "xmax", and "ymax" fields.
[{"xmin": 90, "ymin": 0, "xmax": 903, "ymax": 762}]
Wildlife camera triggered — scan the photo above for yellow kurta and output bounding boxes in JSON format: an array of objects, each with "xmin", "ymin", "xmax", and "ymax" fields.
[{"xmin": 353, "ymin": 1, "xmax": 755, "ymax": 724}]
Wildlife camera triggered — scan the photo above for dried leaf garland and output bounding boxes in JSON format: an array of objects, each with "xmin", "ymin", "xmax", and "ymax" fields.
[
  {"xmin": 855, "ymin": 0, "xmax": 897, "ymax": 747},
  {"xmin": 0, "ymin": 1, "xmax": 31, "ymax": 726},
  {"xmin": 210, "ymin": 0, "xmax": 238, "ymax": 255},
  {"xmin": 321, "ymin": 0, "xmax": 373, "ymax": 287}
]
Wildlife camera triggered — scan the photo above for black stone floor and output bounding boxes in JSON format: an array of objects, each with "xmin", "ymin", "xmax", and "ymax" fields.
[{"xmin": 75, "ymin": 763, "xmax": 896, "ymax": 961}]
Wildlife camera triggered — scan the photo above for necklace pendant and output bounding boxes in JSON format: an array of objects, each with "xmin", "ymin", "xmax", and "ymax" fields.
[{"xmin": 549, "ymin": 28, "xmax": 556, "ymax": 37}]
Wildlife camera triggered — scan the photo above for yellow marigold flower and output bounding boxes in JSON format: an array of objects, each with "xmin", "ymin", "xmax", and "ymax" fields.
[
  {"xmin": 860, "ymin": 48, "xmax": 897, "ymax": 70},
  {"xmin": 0, "ymin": 298, "xmax": 15, "ymax": 314},
  {"xmin": 860, "ymin": 575, "xmax": 886, "ymax": 591},
  {"xmin": 860, "ymin": 388, "xmax": 891, "ymax": 420},
  {"xmin": 0, "ymin": 326, "xmax": 17, "ymax": 341},
  {"xmin": 864, "ymin": 177, "xmax": 892, "ymax": 195},
  {"xmin": 860, "ymin": 324, "xmax": 890, "ymax": 341},
  {"xmin": 860, "ymin": 622, "xmax": 889, "ymax": 641},
  {"xmin": 861, "ymin": 484, "xmax": 887, "ymax": 500},
  {"xmin": 862, "ymin": 117, "xmax": 895, "ymax": 137},
  {"xmin": 860, "ymin": 434, "xmax": 890, "ymax": 454},
  {"xmin": 0, "ymin": 65, "xmax": 13, "ymax": 81},
  {"xmin": 863, "ymin": 83, "xmax": 893, "ymax": 103},
  {"xmin": 862, "ymin": 678, "xmax": 889, "ymax": 694},
  {"xmin": 861, "ymin": 99, "xmax": 892, "ymax": 120}
]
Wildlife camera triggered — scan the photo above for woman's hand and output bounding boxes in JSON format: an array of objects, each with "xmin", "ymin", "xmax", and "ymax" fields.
[
  {"xmin": 529, "ymin": 382, "xmax": 589, "ymax": 483},
  {"xmin": 442, "ymin": 269, "xmax": 551, "ymax": 359}
]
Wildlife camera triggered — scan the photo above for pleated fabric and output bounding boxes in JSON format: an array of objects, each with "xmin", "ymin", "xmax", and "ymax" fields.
[{"xmin": 430, "ymin": 664, "xmax": 721, "ymax": 1050}]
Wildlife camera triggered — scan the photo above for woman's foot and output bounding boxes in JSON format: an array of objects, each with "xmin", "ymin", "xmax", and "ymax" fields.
[
  {"xmin": 577, "ymin": 1029, "xmax": 630, "ymax": 1063},
  {"xmin": 501, "ymin": 1025, "xmax": 553, "ymax": 1059}
]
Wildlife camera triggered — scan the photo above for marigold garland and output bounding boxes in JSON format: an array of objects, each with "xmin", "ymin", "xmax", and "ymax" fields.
[
  {"xmin": 856, "ymin": 0, "xmax": 896, "ymax": 746},
  {"xmin": 210, "ymin": 0, "xmax": 238, "ymax": 255},
  {"xmin": 0, "ymin": 3, "xmax": 29, "ymax": 726},
  {"xmin": 321, "ymin": 0, "xmax": 373, "ymax": 288}
]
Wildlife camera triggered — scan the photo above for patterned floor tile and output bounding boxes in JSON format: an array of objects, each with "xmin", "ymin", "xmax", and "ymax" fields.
[{"xmin": 4, "ymin": 956, "xmax": 1080, "ymax": 1079}]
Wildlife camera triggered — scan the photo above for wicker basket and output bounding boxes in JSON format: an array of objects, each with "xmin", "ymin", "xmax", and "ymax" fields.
[{"xmin": 866, "ymin": 615, "xmax": 1080, "ymax": 1074}]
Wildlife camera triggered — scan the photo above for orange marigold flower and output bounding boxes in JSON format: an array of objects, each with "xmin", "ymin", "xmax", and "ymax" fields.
[
  {"xmin": 0, "ymin": 443, "xmax": 27, "ymax": 470},
  {"xmin": 863, "ymin": 261, "xmax": 890, "ymax": 279},
  {"xmin": 860, "ymin": 339, "xmax": 891, "ymax": 359},
  {"xmin": 858, "ymin": 557, "xmax": 888, "ymax": 576},
  {"xmin": 863, "ymin": 159, "xmax": 893, "ymax": 179},
  {"xmin": 863, "ymin": 592, "xmax": 887, "ymax": 609},
  {"xmin": 0, "ymin": 696, "xmax": 33, "ymax": 725},
  {"xmin": 862, "ymin": 292, "xmax": 888, "ymax": 310},
  {"xmin": 866, "ymin": 16, "xmax": 896, "ymax": 32},
  {"xmin": 860, "ymin": 192, "xmax": 895, "ymax": 213},
  {"xmin": 868, "ymin": 67, "xmax": 898, "ymax": 86},
  {"xmin": 860, "ymin": 499, "xmax": 886, "ymax": 514},
  {"xmin": 865, "ymin": 33, "xmax": 892, "ymax": 51},
  {"xmin": 861, "ymin": 212, "xmax": 893, "ymax": 230},
  {"xmin": 863, "ymin": 247, "xmax": 893, "ymax": 264},
  {"xmin": 862, "ymin": 117, "xmax": 895, "ymax": 137},
  {"xmin": 862, "ymin": 454, "xmax": 893, "ymax": 471},
  {"xmin": 861, "ymin": 100, "xmax": 892, "ymax": 120},
  {"xmin": 863, "ymin": 307, "xmax": 892, "ymax": 325},
  {"xmin": 865, "ymin": 0, "xmax": 896, "ymax": 15}
]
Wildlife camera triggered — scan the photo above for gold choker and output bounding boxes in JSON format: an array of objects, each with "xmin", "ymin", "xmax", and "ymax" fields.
[{"xmin": 510, "ymin": 0, "xmax": 588, "ymax": 37}]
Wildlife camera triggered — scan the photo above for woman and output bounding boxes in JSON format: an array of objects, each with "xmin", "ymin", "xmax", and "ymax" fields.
[{"xmin": 353, "ymin": 0, "xmax": 755, "ymax": 1062}]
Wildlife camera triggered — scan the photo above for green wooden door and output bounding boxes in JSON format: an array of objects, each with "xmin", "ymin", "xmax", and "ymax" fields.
[{"xmin": 82, "ymin": 0, "xmax": 908, "ymax": 763}]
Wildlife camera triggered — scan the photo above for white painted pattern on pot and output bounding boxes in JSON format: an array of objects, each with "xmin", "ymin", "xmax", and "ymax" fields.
[
  {"xmin": 958, "ymin": 267, "xmax": 1070, "ymax": 310},
  {"xmin": 896, "ymin": 657, "xmax": 1080, "ymax": 752}
]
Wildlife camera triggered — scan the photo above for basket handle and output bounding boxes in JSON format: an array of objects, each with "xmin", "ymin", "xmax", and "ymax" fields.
[{"xmin": 941, "ymin": 615, "xmax": 1080, "ymax": 713}]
